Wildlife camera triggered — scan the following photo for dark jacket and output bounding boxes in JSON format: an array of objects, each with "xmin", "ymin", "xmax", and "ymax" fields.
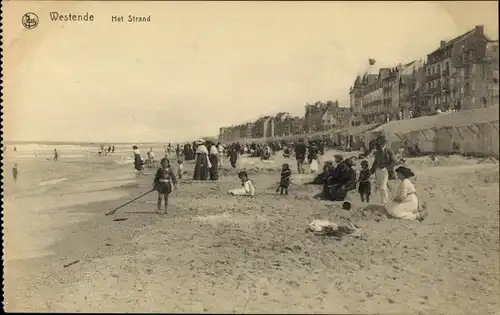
[{"xmin": 295, "ymin": 143, "xmax": 306, "ymax": 160}]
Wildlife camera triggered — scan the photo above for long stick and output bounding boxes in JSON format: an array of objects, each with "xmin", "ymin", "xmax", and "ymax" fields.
[{"xmin": 105, "ymin": 189, "xmax": 155, "ymax": 216}]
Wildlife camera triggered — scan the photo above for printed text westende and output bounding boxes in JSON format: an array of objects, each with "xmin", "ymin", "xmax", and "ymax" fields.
[{"xmin": 49, "ymin": 12, "xmax": 95, "ymax": 22}]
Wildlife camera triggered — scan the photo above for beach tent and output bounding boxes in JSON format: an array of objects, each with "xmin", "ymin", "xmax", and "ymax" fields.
[{"xmin": 363, "ymin": 106, "xmax": 499, "ymax": 156}]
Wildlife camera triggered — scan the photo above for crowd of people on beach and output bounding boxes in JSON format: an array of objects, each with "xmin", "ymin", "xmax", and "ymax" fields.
[{"xmin": 130, "ymin": 134, "xmax": 427, "ymax": 221}]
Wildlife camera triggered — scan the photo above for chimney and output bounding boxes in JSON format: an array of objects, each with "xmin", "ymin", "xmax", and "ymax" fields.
[
  {"xmin": 440, "ymin": 40, "xmax": 446, "ymax": 48},
  {"xmin": 476, "ymin": 25, "xmax": 484, "ymax": 35}
]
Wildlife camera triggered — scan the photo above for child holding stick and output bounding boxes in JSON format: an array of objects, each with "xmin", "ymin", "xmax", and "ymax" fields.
[{"xmin": 153, "ymin": 158, "xmax": 178, "ymax": 214}]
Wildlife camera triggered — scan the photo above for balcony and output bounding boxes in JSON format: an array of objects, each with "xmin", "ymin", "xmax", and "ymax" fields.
[
  {"xmin": 426, "ymin": 72, "xmax": 441, "ymax": 80},
  {"xmin": 442, "ymin": 68, "xmax": 450, "ymax": 76},
  {"xmin": 424, "ymin": 83, "xmax": 442, "ymax": 95}
]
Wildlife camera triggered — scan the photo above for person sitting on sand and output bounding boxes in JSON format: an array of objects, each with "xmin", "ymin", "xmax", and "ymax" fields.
[
  {"xmin": 307, "ymin": 161, "xmax": 334, "ymax": 185},
  {"xmin": 228, "ymin": 171, "xmax": 256, "ymax": 196},
  {"xmin": 333, "ymin": 154, "xmax": 344, "ymax": 167},
  {"xmin": 153, "ymin": 158, "xmax": 178, "ymax": 215},
  {"xmin": 385, "ymin": 166, "xmax": 426, "ymax": 221},
  {"xmin": 325, "ymin": 158, "xmax": 357, "ymax": 201}
]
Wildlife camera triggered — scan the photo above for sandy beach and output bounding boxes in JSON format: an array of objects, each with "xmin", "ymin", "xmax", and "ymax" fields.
[{"xmin": 2, "ymin": 145, "xmax": 499, "ymax": 314}]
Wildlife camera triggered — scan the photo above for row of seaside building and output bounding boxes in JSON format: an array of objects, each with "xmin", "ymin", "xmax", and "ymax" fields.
[{"xmin": 219, "ymin": 25, "xmax": 499, "ymax": 142}]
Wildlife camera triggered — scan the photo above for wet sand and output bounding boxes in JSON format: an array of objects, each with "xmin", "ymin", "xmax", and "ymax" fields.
[{"xmin": 3, "ymin": 151, "xmax": 499, "ymax": 314}]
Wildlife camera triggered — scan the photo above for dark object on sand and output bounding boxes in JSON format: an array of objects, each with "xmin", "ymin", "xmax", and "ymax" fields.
[
  {"xmin": 105, "ymin": 189, "xmax": 155, "ymax": 216},
  {"xmin": 342, "ymin": 201, "xmax": 351, "ymax": 210},
  {"xmin": 113, "ymin": 218, "xmax": 128, "ymax": 222},
  {"xmin": 63, "ymin": 260, "xmax": 80, "ymax": 268}
]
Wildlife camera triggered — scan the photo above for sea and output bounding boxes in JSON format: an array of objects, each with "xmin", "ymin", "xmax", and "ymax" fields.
[{"xmin": 2, "ymin": 143, "xmax": 166, "ymax": 261}]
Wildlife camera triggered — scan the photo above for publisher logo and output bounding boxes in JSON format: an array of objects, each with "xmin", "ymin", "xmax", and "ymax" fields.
[{"xmin": 22, "ymin": 12, "xmax": 39, "ymax": 29}]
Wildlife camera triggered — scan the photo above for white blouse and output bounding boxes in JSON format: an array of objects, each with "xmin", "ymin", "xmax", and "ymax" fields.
[
  {"xmin": 395, "ymin": 178, "xmax": 416, "ymax": 202},
  {"xmin": 243, "ymin": 180, "xmax": 256, "ymax": 196}
]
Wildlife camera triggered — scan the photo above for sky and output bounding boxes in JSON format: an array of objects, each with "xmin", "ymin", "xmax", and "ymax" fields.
[{"xmin": 3, "ymin": 1, "xmax": 498, "ymax": 143}]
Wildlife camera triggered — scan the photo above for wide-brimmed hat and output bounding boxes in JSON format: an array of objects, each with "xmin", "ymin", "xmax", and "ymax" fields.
[
  {"xmin": 376, "ymin": 135, "xmax": 388, "ymax": 144},
  {"xmin": 395, "ymin": 166, "xmax": 415, "ymax": 178},
  {"xmin": 196, "ymin": 139, "xmax": 205, "ymax": 145}
]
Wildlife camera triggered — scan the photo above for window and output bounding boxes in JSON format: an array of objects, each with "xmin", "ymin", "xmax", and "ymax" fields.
[{"xmin": 437, "ymin": 64, "xmax": 441, "ymax": 73}]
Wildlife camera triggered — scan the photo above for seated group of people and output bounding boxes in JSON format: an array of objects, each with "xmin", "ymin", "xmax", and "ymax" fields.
[{"xmin": 315, "ymin": 154, "xmax": 357, "ymax": 202}]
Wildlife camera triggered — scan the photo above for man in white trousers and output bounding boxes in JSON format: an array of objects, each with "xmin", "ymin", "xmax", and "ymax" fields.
[{"xmin": 370, "ymin": 135, "xmax": 396, "ymax": 205}]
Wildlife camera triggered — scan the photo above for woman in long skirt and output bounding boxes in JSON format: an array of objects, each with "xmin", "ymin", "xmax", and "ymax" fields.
[
  {"xmin": 208, "ymin": 142, "xmax": 219, "ymax": 181},
  {"xmin": 132, "ymin": 145, "xmax": 144, "ymax": 171},
  {"xmin": 228, "ymin": 144, "xmax": 238, "ymax": 168},
  {"xmin": 193, "ymin": 141, "xmax": 210, "ymax": 180}
]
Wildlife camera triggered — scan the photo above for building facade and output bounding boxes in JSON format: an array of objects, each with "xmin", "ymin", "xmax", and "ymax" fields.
[
  {"xmin": 349, "ymin": 25, "xmax": 497, "ymax": 125},
  {"xmin": 274, "ymin": 112, "xmax": 293, "ymax": 137},
  {"xmin": 424, "ymin": 25, "xmax": 498, "ymax": 112}
]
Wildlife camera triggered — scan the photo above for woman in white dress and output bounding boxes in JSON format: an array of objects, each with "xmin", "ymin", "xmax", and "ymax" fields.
[{"xmin": 385, "ymin": 166, "xmax": 426, "ymax": 221}]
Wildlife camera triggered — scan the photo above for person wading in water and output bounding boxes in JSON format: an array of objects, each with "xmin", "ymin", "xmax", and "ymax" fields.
[{"xmin": 132, "ymin": 145, "xmax": 144, "ymax": 172}]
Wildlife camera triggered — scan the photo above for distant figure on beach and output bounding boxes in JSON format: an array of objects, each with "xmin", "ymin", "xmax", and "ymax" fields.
[
  {"xmin": 177, "ymin": 159, "xmax": 184, "ymax": 179},
  {"xmin": 295, "ymin": 138, "xmax": 306, "ymax": 174},
  {"xmin": 12, "ymin": 164, "xmax": 19, "ymax": 181},
  {"xmin": 132, "ymin": 145, "xmax": 144, "ymax": 171},
  {"xmin": 176, "ymin": 144, "xmax": 181, "ymax": 159},
  {"xmin": 217, "ymin": 142, "xmax": 224, "ymax": 166},
  {"xmin": 53, "ymin": 149, "xmax": 59, "ymax": 161},
  {"xmin": 229, "ymin": 171, "xmax": 256, "ymax": 196},
  {"xmin": 153, "ymin": 158, "xmax": 178, "ymax": 215},
  {"xmin": 276, "ymin": 163, "xmax": 291, "ymax": 195},
  {"xmin": 111, "ymin": 145, "xmax": 115, "ymax": 153},
  {"xmin": 308, "ymin": 142, "xmax": 319, "ymax": 173},
  {"xmin": 193, "ymin": 140, "xmax": 210, "ymax": 180},
  {"xmin": 147, "ymin": 148, "xmax": 155, "ymax": 164},
  {"xmin": 13, "ymin": 146, "xmax": 17, "ymax": 152},
  {"xmin": 228, "ymin": 143, "xmax": 239, "ymax": 168},
  {"xmin": 208, "ymin": 141, "xmax": 219, "ymax": 181}
]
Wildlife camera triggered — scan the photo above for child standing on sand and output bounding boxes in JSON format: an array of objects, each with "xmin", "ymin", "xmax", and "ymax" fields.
[
  {"xmin": 12, "ymin": 164, "xmax": 18, "ymax": 181},
  {"xmin": 358, "ymin": 160, "xmax": 371, "ymax": 203},
  {"xmin": 153, "ymin": 158, "xmax": 178, "ymax": 215},
  {"xmin": 276, "ymin": 163, "xmax": 291, "ymax": 195}
]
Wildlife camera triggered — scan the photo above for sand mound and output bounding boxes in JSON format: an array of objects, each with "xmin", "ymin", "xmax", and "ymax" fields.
[{"xmin": 195, "ymin": 212, "xmax": 271, "ymax": 231}]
